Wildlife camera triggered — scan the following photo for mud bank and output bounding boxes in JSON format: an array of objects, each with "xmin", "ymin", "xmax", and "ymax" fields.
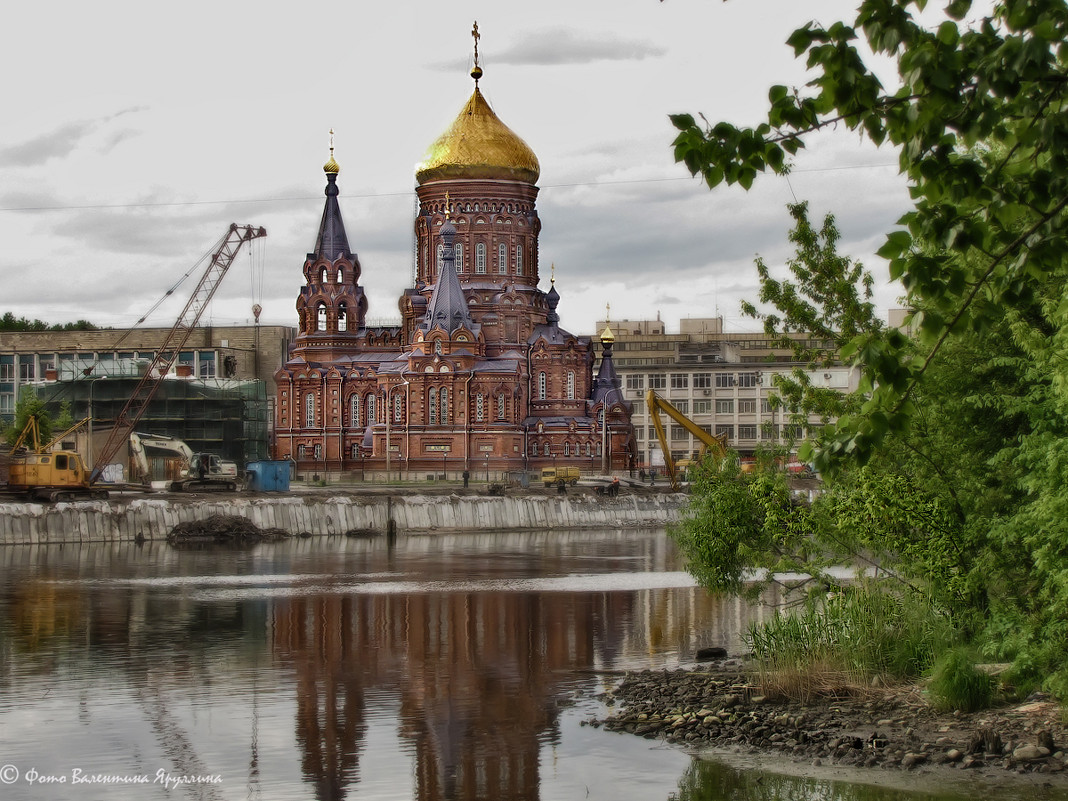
[
  {"xmin": 0, "ymin": 491, "xmax": 687, "ymax": 544},
  {"xmin": 592, "ymin": 666, "xmax": 1068, "ymax": 785}
]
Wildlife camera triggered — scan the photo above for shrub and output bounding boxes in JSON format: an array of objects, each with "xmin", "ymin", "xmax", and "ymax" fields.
[{"xmin": 927, "ymin": 648, "xmax": 994, "ymax": 712}]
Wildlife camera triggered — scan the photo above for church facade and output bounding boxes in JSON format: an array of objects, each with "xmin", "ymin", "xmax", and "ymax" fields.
[{"xmin": 274, "ymin": 41, "xmax": 634, "ymax": 480}]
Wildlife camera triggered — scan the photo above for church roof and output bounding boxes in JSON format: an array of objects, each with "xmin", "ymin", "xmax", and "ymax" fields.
[
  {"xmin": 313, "ymin": 157, "xmax": 351, "ymax": 262},
  {"xmin": 421, "ymin": 218, "xmax": 480, "ymax": 336},
  {"xmin": 415, "ymin": 85, "xmax": 540, "ymax": 185}
]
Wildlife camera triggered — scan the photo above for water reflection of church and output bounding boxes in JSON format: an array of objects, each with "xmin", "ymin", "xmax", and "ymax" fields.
[{"xmin": 274, "ymin": 25, "xmax": 635, "ymax": 479}]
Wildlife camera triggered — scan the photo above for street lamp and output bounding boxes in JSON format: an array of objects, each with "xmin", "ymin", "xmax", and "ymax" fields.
[{"xmin": 385, "ymin": 381, "xmax": 408, "ymax": 483}]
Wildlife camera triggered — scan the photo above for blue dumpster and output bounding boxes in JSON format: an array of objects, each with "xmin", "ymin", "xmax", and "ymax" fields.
[{"xmin": 245, "ymin": 460, "xmax": 291, "ymax": 492}]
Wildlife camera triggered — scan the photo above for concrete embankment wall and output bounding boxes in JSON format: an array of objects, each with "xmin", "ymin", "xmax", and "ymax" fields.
[{"xmin": 0, "ymin": 492, "xmax": 688, "ymax": 545}]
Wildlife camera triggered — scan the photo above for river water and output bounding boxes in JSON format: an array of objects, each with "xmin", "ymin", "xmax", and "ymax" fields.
[{"xmin": 0, "ymin": 529, "xmax": 1059, "ymax": 800}]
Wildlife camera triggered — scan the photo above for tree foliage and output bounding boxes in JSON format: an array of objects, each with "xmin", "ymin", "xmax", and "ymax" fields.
[
  {"xmin": 0, "ymin": 312, "xmax": 97, "ymax": 332},
  {"xmin": 672, "ymin": 0, "xmax": 1068, "ymax": 471},
  {"xmin": 4, "ymin": 387, "xmax": 53, "ymax": 448}
]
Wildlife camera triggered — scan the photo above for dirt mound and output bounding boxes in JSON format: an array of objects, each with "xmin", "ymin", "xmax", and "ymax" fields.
[{"xmin": 167, "ymin": 514, "xmax": 290, "ymax": 546}]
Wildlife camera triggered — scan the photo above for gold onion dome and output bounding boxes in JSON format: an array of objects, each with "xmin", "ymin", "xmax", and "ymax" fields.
[
  {"xmin": 324, "ymin": 153, "xmax": 340, "ymax": 175},
  {"xmin": 416, "ymin": 86, "xmax": 541, "ymax": 185}
]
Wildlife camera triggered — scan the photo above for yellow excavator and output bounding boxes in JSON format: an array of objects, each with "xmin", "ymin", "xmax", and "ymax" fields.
[{"xmin": 646, "ymin": 389, "xmax": 728, "ymax": 491}]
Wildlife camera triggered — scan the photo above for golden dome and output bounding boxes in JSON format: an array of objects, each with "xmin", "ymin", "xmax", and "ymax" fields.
[
  {"xmin": 323, "ymin": 155, "xmax": 340, "ymax": 175},
  {"xmin": 416, "ymin": 87, "xmax": 540, "ymax": 185}
]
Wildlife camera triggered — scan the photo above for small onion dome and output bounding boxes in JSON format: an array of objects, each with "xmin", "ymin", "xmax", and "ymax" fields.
[
  {"xmin": 324, "ymin": 154, "xmax": 340, "ymax": 175},
  {"xmin": 599, "ymin": 323, "xmax": 615, "ymax": 344},
  {"xmin": 416, "ymin": 87, "xmax": 540, "ymax": 185}
]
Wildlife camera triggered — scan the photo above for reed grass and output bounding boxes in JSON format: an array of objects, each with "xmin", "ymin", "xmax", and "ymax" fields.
[{"xmin": 743, "ymin": 586, "xmax": 952, "ymax": 702}]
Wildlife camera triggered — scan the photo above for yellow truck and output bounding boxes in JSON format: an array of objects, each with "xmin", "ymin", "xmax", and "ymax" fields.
[{"xmin": 541, "ymin": 466, "xmax": 581, "ymax": 487}]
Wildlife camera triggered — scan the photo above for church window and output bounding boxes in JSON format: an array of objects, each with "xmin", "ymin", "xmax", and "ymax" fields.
[
  {"xmin": 476, "ymin": 393, "xmax": 484, "ymax": 421},
  {"xmin": 530, "ymin": 442, "xmax": 538, "ymax": 456},
  {"xmin": 441, "ymin": 388, "xmax": 449, "ymax": 423},
  {"xmin": 366, "ymin": 393, "xmax": 376, "ymax": 424},
  {"xmin": 393, "ymin": 392, "xmax": 403, "ymax": 422},
  {"xmin": 437, "ymin": 244, "xmax": 444, "ymax": 273},
  {"xmin": 428, "ymin": 388, "xmax": 437, "ymax": 425},
  {"xmin": 422, "ymin": 244, "xmax": 428, "ymax": 273},
  {"xmin": 516, "ymin": 245, "xmax": 523, "ymax": 276},
  {"xmin": 496, "ymin": 394, "xmax": 505, "ymax": 420},
  {"xmin": 474, "ymin": 203, "xmax": 480, "ymax": 212},
  {"xmin": 337, "ymin": 268, "xmax": 344, "ymax": 283},
  {"xmin": 596, "ymin": 442, "xmax": 602, "ymax": 456},
  {"xmin": 476, "ymin": 243, "xmax": 486, "ymax": 274},
  {"xmin": 567, "ymin": 371, "xmax": 575, "ymax": 400},
  {"xmin": 434, "ymin": 340, "xmax": 443, "ymax": 355},
  {"xmin": 298, "ymin": 444, "xmax": 306, "ymax": 458},
  {"xmin": 317, "ymin": 305, "xmax": 327, "ymax": 331},
  {"xmin": 313, "ymin": 444, "xmax": 322, "ymax": 460},
  {"xmin": 544, "ymin": 443, "xmax": 551, "ymax": 456},
  {"xmin": 586, "ymin": 442, "xmax": 592, "ymax": 457},
  {"xmin": 454, "ymin": 243, "xmax": 463, "ymax": 270},
  {"xmin": 564, "ymin": 442, "xmax": 570, "ymax": 456},
  {"xmin": 320, "ymin": 267, "xmax": 327, "ymax": 284},
  {"xmin": 498, "ymin": 243, "xmax": 507, "ymax": 273},
  {"xmin": 351, "ymin": 443, "xmax": 360, "ymax": 459},
  {"xmin": 337, "ymin": 303, "xmax": 348, "ymax": 332},
  {"xmin": 538, "ymin": 372, "xmax": 546, "ymax": 400},
  {"xmin": 598, "ymin": 408, "xmax": 605, "ymax": 427},
  {"xmin": 349, "ymin": 395, "xmax": 360, "ymax": 428},
  {"xmin": 305, "ymin": 394, "xmax": 315, "ymax": 428}
]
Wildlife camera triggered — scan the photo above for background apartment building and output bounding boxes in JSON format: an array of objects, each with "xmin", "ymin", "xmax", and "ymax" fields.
[{"xmin": 593, "ymin": 316, "xmax": 858, "ymax": 469}]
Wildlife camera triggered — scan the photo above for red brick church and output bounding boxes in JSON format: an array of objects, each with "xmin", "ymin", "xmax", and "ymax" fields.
[{"xmin": 274, "ymin": 29, "xmax": 635, "ymax": 479}]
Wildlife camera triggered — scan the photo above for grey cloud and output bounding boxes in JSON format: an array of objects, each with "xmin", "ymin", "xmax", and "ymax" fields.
[
  {"xmin": 495, "ymin": 28, "xmax": 666, "ymax": 66},
  {"xmin": 0, "ymin": 108, "xmax": 148, "ymax": 167}
]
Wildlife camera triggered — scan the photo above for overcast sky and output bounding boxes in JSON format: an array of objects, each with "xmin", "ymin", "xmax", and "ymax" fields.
[{"xmin": 0, "ymin": 0, "xmax": 914, "ymax": 338}]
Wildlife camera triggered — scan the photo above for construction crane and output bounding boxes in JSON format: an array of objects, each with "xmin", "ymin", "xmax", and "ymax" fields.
[
  {"xmin": 89, "ymin": 224, "xmax": 267, "ymax": 482},
  {"xmin": 646, "ymin": 389, "xmax": 728, "ymax": 491}
]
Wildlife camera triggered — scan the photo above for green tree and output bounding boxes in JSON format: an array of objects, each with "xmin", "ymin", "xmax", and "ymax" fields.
[
  {"xmin": 5, "ymin": 386, "xmax": 53, "ymax": 448},
  {"xmin": 671, "ymin": 0, "xmax": 1068, "ymax": 471}
]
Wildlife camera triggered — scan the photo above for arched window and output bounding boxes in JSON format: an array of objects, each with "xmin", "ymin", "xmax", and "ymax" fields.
[
  {"xmin": 320, "ymin": 267, "xmax": 327, "ymax": 284},
  {"xmin": 543, "ymin": 442, "xmax": 550, "ymax": 456},
  {"xmin": 454, "ymin": 243, "xmax": 463, "ymax": 271},
  {"xmin": 538, "ymin": 372, "xmax": 547, "ymax": 400},
  {"xmin": 422, "ymin": 244, "xmax": 428, "ymax": 273},
  {"xmin": 598, "ymin": 408, "xmax": 605, "ymax": 427},
  {"xmin": 337, "ymin": 268, "xmax": 344, "ymax": 283},
  {"xmin": 516, "ymin": 245, "xmax": 523, "ymax": 276},
  {"xmin": 596, "ymin": 442, "xmax": 603, "ymax": 456},
  {"xmin": 305, "ymin": 394, "xmax": 315, "ymax": 427},
  {"xmin": 434, "ymin": 340, "xmax": 443, "ymax": 355},
  {"xmin": 349, "ymin": 395, "xmax": 360, "ymax": 428},
  {"xmin": 567, "ymin": 371, "xmax": 575, "ymax": 400},
  {"xmin": 428, "ymin": 388, "xmax": 437, "ymax": 425},
  {"xmin": 440, "ymin": 388, "xmax": 449, "ymax": 424},
  {"xmin": 476, "ymin": 392, "xmax": 484, "ymax": 422},
  {"xmin": 337, "ymin": 302, "xmax": 348, "ymax": 332},
  {"xmin": 436, "ymin": 244, "xmax": 444, "ymax": 273},
  {"xmin": 530, "ymin": 442, "xmax": 538, "ymax": 456},
  {"xmin": 498, "ymin": 242, "xmax": 507, "ymax": 273},
  {"xmin": 393, "ymin": 392, "xmax": 403, "ymax": 422},
  {"xmin": 366, "ymin": 393, "xmax": 376, "ymax": 424},
  {"xmin": 586, "ymin": 442, "xmax": 592, "ymax": 457},
  {"xmin": 476, "ymin": 243, "xmax": 486, "ymax": 274},
  {"xmin": 317, "ymin": 305, "xmax": 327, "ymax": 331},
  {"xmin": 564, "ymin": 442, "xmax": 571, "ymax": 456},
  {"xmin": 496, "ymin": 394, "xmax": 505, "ymax": 420}
]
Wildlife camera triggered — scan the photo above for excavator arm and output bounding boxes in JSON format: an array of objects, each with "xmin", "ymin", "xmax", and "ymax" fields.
[{"xmin": 646, "ymin": 389, "xmax": 727, "ymax": 490}]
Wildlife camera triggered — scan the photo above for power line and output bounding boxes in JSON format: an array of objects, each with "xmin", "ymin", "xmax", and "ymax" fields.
[{"xmin": 0, "ymin": 162, "xmax": 898, "ymax": 213}]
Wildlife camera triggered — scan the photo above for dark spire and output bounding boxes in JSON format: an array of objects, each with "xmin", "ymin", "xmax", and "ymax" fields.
[
  {"xmin": 313, "ymin": 133, "xmax": 351, "ymax": 262},
  {"xmin": 546, "ymin": 264, "xmax": 560, "ymax": 325},
  {"xmin": 421, "ymin": 208, "xmax": 476, "ymax": 335},
  {"xmin": 592, "ymin": 318, "xmax": 624, "ymax": 406}
]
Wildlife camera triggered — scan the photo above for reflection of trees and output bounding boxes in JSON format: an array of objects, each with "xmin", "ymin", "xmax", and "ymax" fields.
[{"xmin": 671, "ymin": 758, "xmax": 919, "ymax": 801}]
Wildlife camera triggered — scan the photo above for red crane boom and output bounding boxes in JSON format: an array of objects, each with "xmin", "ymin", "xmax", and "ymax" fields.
[{"xmin": 89, "ymin": 224, "xmax": 267, "ymax": 482}]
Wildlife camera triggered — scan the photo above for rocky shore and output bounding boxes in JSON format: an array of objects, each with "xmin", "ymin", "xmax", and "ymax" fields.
[{"xmin": 591, "ymin": 663, "xmax": 1068, "ymax": 781}]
